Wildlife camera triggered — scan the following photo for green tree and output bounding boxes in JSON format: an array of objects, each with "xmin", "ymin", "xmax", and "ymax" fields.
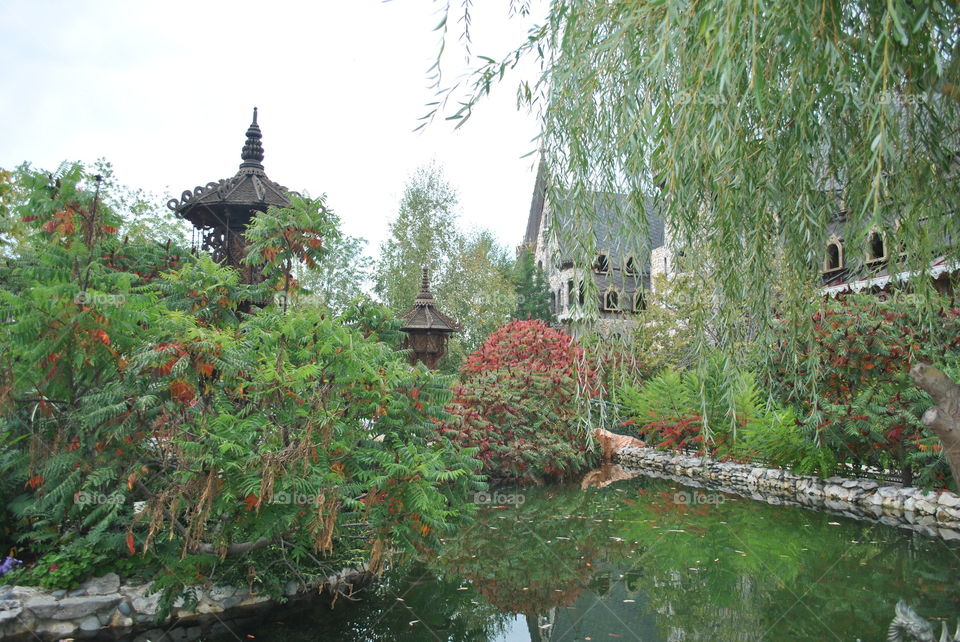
[
  {"xmin": 373, "ymin": 163, "xmax": 460, "ymax": 313},
  {"xmin": 512, "ymin": 247, "xmax": 553, "ymax": 323},
  {"xmin": 430, "ymin": 0, "xmax": 960, "ymax": 485},
  {"xmin": 441, "ymin": 229, "xmax": 517, "ymax": 368},
  {"xmin": 297, "ymin": 230, "xmax": 373, "ymax": 314},
  {"xmin": 0, "ymin": 162, "xmax": 483, "ymax": 605},
  {"xmin": 375, "ymin": 165, "xmax": 516, "ymax": 372}
]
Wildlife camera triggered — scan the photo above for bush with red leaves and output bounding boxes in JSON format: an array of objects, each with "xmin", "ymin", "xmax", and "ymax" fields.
[
  {"xmin": 439, "ymin": 319, "xmax": 600, "ymax": 483},
  {"xmin": 769, "ymin": 293, "xmax": 960, "ymax": 488}
]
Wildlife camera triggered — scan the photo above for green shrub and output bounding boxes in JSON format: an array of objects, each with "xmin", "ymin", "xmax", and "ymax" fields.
[
  {"xmin": 619, "ymin": 355, "xmax": 791, "ymax": 458},
  {"xmin": 0, "ymin": 163, "xmax": 482, "ymax": 603},
  {"xmin": 768, "ymin": 293, "xmax": 960, "ymax": 489}
]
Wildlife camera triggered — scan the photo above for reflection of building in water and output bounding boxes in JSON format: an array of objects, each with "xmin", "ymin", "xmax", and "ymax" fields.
[{"xmin": 535, "ymin": 563, "xmax": 659, "ymax": 641}]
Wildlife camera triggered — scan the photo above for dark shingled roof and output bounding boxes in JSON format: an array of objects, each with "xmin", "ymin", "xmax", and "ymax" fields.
[
  {"xmin": 550, "ymin": 192, "xmax": 664, "ymax": 262},
  {"xmin": 522, "ymin": 160, "xmax": 664, "ymax": 262},
  {"xmin": 167, "ymin": 108, "xmax": 293, "ymax": 229},
  {"xmin": 523, "ymin": 160, "xmax": 548, "ymax": 247},
  {"xmin": 399, "ymin": 268, "xmax": 460, "ymax": 332}
]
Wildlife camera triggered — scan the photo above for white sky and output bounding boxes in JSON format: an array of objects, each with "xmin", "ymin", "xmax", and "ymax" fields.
[{"xmin": 0, "ymin": 0, "xmax": 546, "ymax": 255}]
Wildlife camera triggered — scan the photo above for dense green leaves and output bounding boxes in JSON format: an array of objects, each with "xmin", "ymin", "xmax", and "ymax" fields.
[
  {"xmin": 511, "ymin": 247, "xmax": 553, "ymax": 323},
  {"xmin": 0, "ymin": 162, "xmax": 483, "ymax": 604},
  {"xmin": 432, "ymin": 0, "xmax": 960, "ymax": 367},
  {"xmin": 768, "ymin": 293, "xmax": 960, "ymax": 487}
]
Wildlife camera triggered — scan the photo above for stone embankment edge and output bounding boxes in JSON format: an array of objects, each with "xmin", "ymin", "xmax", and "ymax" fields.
[
  {"xmin": 0, "ymin": 565, "xmax": 369, "ymax": 641},
  {"xmin": 615, "ymin": 446, "xmax": 960, "ymax": 540}
]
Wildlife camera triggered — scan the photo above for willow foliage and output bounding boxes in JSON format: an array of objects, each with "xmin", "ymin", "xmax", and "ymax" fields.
[{"xmin": 430, "ymin": 0, "xmax": 960, "ymax": 352}]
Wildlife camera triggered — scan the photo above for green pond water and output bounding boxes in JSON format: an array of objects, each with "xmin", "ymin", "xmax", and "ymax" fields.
[{"xmin": 218, "ymin": 472, "xmax": 959, "ymax": 641}]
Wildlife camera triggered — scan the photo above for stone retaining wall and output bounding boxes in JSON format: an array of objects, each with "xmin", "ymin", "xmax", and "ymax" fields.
[
  {"xmin": 0, "ymin": 566, "xmax": 369, "ymax": 641},
  {"xmin": 615, "ymin": 446, "xmax": 960, "ymax": 540}
]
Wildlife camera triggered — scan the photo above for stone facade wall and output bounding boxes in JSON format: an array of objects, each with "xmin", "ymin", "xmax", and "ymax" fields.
[
  {"xmin": 615, "ymin": 446, "xmax": 960, "ymax": 540},
  {"xmin": 0, "ymin": 566, "xmax": 368, "ymax": 641}
]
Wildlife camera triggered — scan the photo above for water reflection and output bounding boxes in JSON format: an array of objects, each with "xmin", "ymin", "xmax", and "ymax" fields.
[{"xmin": 222, "ymin": 472, "xmax": 960, "ymax": 641}]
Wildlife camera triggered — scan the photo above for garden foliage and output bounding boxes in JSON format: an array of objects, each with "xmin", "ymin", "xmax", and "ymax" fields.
[
  {"xmin": 768, "ymin": 293, "xmax": 960, "ymax": 488},
  {"xmin": 619, "ymin": 293, "xmax": 960, "ymax": 489},
  {"xmin": 439, "ymin": 319, "xmax": 599, "ymax": 483},
  {"xmin": 618, "ymin": 356, "xmax": 797, "ymax": 462},
  {"xmin": 0, "ymin": 163, "xmax": 483, "ymax": 606}
]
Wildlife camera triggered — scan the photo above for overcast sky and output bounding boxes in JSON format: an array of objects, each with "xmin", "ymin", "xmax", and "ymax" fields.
[{"xmin": 0, "ymin": 0, "xmax": 545, "ymax": 256}]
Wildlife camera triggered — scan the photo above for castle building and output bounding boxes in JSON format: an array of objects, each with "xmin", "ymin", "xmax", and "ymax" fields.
[
  {"xmin": 819, "ymin": 211, "xmax": 955, "ymax": 298},
  {"xmin": 522, "ymin": 163, "xmax": 664, "ymax": 333}
]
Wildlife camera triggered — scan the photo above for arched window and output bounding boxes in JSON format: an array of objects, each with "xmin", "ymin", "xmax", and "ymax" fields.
[
  {"xmin": 578, "ymin": 280, "xmax": 586, "ymax": 306},
  {"xmin": 603, "ymin": 288, "xmax": 619, "ymax": 311},
  {"xmin": 633, "ymin": 290, "xmax": 646, "ymax": 311},
  {"xmin": 867, "ymin": 230, "xmax": 886, "ymax": 263},
  {"xmin": 537, "ymin": 260, "xmax": 543, "ymax": 271},
  {"xmin": 550, "ymin": 291, "xmax": 556, "ymax": 313},
  {"xmin": 825, "ymin": 238, "xmax": 844, "ymax": 272},
  {"xmin": 624, "ymin": 255, "xmax": 639, "ymax": 277},
  {"xmin": 594, "ymin": 253, "xmax": 610, "ymax": 273},
  {"xmin": 566, "ymin": 280, "xmax": 575, "ymax": 309}
]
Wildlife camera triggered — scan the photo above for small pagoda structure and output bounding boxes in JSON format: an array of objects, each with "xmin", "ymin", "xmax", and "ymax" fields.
[
  {"xmin": 400, "ymin": 267, "xmax": 460, "ymax": 369},
  {"xmin": 167, "ymin": 107, "xmax": 293, "ymax": 284}
]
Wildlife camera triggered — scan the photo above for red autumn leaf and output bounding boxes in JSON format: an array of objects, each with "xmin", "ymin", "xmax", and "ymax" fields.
[{"xmin": 126, "ymin": 533, "xmax": 136, "ymax": 554}]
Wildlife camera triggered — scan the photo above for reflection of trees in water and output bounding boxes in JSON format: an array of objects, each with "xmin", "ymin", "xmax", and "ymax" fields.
[
  {"xmin": 609, "ymin": 483, "xmax": 960, "ymax": 641},
  {"xmin": 215, "ymin": 474, "xmax": 959, "ymax": 641},
  {"xmin": 362, "ymin": 561, "xmax": 514, "ymax": 641},
  {"xmin": 432, "ymin": 474, "xmax": 960, "ymax": 641},
  {"xmin": 433, "ymin": 485, "xmax": 625, "ymax": 617}
]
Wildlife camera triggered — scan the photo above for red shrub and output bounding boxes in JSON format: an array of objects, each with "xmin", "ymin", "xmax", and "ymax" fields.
[{"xmin": 440, "ymin": 320, "xmax": 600, "ymax": 483}]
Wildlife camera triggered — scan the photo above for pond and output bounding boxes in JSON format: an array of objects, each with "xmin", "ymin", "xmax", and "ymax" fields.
[{"xmin": 217, "ymin": 470, "xmax": 960, "ymax": 641}]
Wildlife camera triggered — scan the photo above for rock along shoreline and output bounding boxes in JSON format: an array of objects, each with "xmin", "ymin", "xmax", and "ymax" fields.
[
  {"xmin": 615, "ymin": 445, "xmax": 960, "ymax": 540},
  {"xmin": 0, "ymin": 565, "xmax": 370, "ymax": 641}
]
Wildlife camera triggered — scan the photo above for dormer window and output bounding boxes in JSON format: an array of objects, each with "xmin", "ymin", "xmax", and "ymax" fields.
[
  {"xmin": 825, "ymin": 238, "xmax": 844, "ymax": 272},
  {"xmin": 593, "ymin": 252, "xmax": 610, "ymax": 274},
  {"xmin": 624, "ymin": 256, "xmax": 639, "ymax": 277},
  {"xmin": 867, "ymin": 230, "xmax": 887, "ymax": 263},
  {"xmin": 603, "ymin": 288, "xmax": 620, "ymax": 311}
]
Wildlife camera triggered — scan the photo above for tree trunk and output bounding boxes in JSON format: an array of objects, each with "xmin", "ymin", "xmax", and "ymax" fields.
[{"xmin": 910, "ymin": 362, "xmax": 960, "ymax": 489}]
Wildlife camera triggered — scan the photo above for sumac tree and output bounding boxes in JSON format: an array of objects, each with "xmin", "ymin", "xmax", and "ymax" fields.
[
  {"xmin": 439, "ymin": 319, "xmax": 599, "ymax": 483},
  {"xmin": 769, "ymin": 293, "xmax": 960, "ymax": 489},
  {"xmin": 0, "ymin": 163, "xmax": 482, "ymax": 604}
]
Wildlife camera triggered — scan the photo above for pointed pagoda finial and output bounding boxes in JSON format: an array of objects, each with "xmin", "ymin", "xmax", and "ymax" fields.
[
  {"xmin": 414, "ymin": 266, "xmax": 435, "ymax": 304},
  {"xmin": 239, "ymin": 107, "xmax": 265, "ymax": 170}
]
